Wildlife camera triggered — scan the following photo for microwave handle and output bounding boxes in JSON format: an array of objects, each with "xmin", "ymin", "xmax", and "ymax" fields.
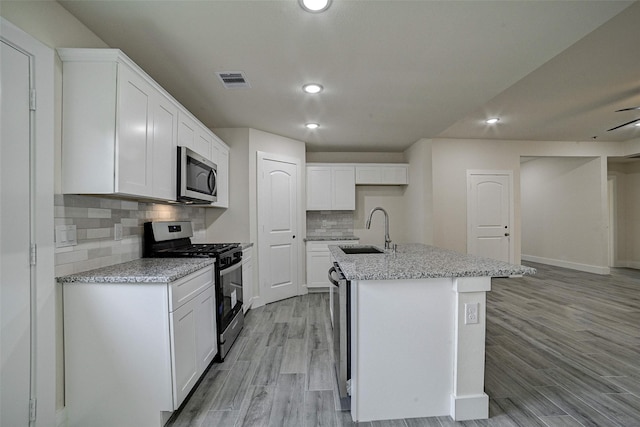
[{"xmin": 208, "ymin": 169, "xmax": 217, "ymax": 194}]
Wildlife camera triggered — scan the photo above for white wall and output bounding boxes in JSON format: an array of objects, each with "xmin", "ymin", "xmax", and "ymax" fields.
[
  {"xmin": 206, "ymin": 128, "xmax": 251, "ymax": 243},
  {"xmin": 430, "ymin": 138, "xmax": 621, "ymax": 266},
  {"xmin": 521, "ymin": 157, "xmax": 608, "ymax": 273},
  {"xmin": 403, "ymin": 139, "xmax": 434, "ymax": 244}
]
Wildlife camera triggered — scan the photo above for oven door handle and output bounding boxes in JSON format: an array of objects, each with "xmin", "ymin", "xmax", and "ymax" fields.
[{"xmin": 220, "ymin": 260, "xmax": 242, "ymax": 276}]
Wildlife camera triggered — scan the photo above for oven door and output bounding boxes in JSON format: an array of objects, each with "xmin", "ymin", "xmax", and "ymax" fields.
[
  {"xmin": 217, "ymin": 259, "xmax": 243, "ymax": 360},
  {"xmin": 219, "ymin": 260, "xmax": 243, "ymax": 327},
  {"xmin": 177, "ymin": 146, "xmax": 217, "ymax": 204}
]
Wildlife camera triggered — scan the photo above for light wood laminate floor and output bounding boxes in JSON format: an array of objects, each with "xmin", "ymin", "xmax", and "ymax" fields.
[{"xmin": 168, "ymin": 263, "xmax": 640, "ymax": 426}]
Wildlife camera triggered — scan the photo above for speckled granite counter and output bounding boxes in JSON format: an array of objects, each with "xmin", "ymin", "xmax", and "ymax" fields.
[
  {"xmin": 329, "ymin": 243, "xmax": 535, "ymax": 281},
  {"xmin": 56, "ymin": 258, "xmax": 215, "ymax": 284},
  {"xmin": 304, "ymin": 235, "xmax": 359, "ymax": 242}
]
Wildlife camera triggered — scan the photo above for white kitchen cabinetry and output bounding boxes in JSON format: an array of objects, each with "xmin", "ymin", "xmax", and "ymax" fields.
[
  {"xmin": 306, "ymin": 240, "xmax": 358, "ymax": 289},
  {"xmin": 59, "ymin": 48, "xmax": 179, "ymax": 201},
  {"xmin": 63, "ymin": 265, "xmax": 216, "ymax": 427},
  {"xmin": 242, "ymin": 245, "xmax": 254, "ymax": 313},
  {"xmin": 355, "ymin": 164, "xmax": 409, "ymax": 185},
  {"xmin": 178, "ymin": 110, "xmax": 212, "ymax": 160},
  {"xmin": 306, "ymin": 164, "xmax": 355, "ymax": 210}
]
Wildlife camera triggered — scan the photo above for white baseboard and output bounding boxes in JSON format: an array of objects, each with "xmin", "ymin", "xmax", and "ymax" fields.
[
  {"xmin": 56, "ymin": 408, "xmax": 67, "ymax": 427},
  {"xmin": 450, "ymin": 393, "xmax": 488, "ymax": 421},
  {"xmin": 615, "ymin": 260, "xmax": 640, "ymax": 270},
  {"xmin": 522, "ymin": 255, "xmax": 610, "ymax": 275}
]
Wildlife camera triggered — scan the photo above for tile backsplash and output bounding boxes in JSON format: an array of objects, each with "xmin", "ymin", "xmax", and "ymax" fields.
[
  {"xmin": 306, "ymin": 210, "xmax": 355, "ymax": 238},
  {"xmin": 54, "ymin": 194, "xmax": 206, "ymax": 277}
]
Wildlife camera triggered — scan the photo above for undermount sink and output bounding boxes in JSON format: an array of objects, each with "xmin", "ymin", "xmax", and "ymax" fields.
[{"xmin": 339, "ymin": 246, "xmax": 384, "ymax": 254}]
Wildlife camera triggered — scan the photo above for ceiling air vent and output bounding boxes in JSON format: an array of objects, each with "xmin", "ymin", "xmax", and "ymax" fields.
[{"xmin": 216, "ymin": 71, "xmax": 251, "ymax": 89}]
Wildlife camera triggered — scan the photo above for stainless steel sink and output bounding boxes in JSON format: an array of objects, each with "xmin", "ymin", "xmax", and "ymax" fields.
[{"xmin": 339, "ymin": 246, "xmax": 384, "ymax": 254}]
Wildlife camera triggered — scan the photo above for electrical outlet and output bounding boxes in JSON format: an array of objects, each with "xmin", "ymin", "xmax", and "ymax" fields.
[
  {"xmin": 55, "ymin": 225, "xmax": 77, "ymax": 248},
  {"xmin": 114, "ymin": 223, "xmax": 123, "ymax": 241},
  {"xmin": 465, "ymin": 302, "xmax": 479, "ymax": 325}
]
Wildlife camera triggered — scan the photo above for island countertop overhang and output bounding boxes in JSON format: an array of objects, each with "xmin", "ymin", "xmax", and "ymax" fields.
[{"xmin": 328, "ymin": 243, "xmax": 535, "ymax": 281}]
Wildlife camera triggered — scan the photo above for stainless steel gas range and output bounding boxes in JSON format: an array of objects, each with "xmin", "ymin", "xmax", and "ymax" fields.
[{"xmin": 144, "ymin": 221, "xmax": 244, "ymax": 361}]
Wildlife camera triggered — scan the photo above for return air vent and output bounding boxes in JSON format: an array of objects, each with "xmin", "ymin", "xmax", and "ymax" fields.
[{"xmin": 216, "ymin": 71, "xmax": 251, "ymax": 89}]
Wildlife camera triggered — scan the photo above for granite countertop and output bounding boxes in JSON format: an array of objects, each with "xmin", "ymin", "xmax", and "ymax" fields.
[
  {"xmin": 56, "ymin": 258, "xmax": 215, "ymax": 284},
  {"xmin": 329, "ymin": 243, "xmax": 536, "ymax": 281},
  {"xmin": 305, "ymin": 236, "xmax": 360, "ymax": 242}
]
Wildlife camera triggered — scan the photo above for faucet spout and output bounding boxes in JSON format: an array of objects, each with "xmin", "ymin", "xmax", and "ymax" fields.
[{"xmin": 365, "ymin": 207, "xmax": 392, "ymax": 250}]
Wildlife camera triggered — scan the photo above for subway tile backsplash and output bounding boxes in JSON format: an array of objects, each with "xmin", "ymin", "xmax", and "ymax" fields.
[
  {"xmin": 54, "ymin": 194, "xmax": 206, "ymax": 277},
  {"xmin": 306, "ymin": 210, "xmax": 355, "ymax": 237}
]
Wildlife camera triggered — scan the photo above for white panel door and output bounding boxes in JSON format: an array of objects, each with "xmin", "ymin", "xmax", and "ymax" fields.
[
  {"xmin": 467, "ymin": 172, "xmax": 513, "ymax": 263},
  {"xmin": 258, "ymin": 155, "xmax": 299, "ymax": 304},
  {"xmin": 1, "ymin": 40, "xmax": 32, "ymax": 427}
]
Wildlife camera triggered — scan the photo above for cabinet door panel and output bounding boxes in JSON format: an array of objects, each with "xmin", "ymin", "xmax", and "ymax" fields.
[
  {"xmin": 307, "ymin": 251, "xmax": 331, "ymax": 288},
  {"xmin": 170, "ymin": 301, "xmax": 198, "ymax": 408},
  {"xmin": 152, "ymin": 96, "xmax": 178, "ymax": 200},
  {"xmin": 117, "ymin": 65, "xmax": 152, "ymax": 196},
  {"xmin": 307, "ymin": 167, "xmax": 332, "ymax": 210},
  {"xmin": 196, "ymin": 287, "xmax": 217, "ymax": 370},
  {"xmin": 332, "ymin": 167, "xmax": 355, "ymax": 210}
]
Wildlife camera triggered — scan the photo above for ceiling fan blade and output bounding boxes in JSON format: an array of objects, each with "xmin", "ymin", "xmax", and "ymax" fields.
[
  {"xmin": 615, "ymin": 106, "xmax": 640, "ymax": 112},
  {"xmin": 607, "ymin": 117, "xmax": 640, "ymax": 132}
]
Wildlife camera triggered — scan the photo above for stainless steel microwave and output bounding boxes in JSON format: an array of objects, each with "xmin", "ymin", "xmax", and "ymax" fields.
[{"xmin": 177, "ymin": 146, "xmax": 217, "ymax": 204}]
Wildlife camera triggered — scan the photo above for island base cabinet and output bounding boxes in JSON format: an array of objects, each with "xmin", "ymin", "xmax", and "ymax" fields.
[{"xmin": 349, "ymin": 276, "xmax": 490, "ymax": 422}]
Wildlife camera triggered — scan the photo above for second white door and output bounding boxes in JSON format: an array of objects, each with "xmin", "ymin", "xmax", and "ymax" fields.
[
  {"xmin": 258, "ymin": 153, "xmax": 300, "ymax": 304},
  {"xmin": 467, "ymin": 171, "xmax": 513, "ymax": 263}
]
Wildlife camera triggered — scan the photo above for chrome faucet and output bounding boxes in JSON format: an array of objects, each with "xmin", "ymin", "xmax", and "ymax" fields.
[{"xmin": 365, "ymin": 207, "xmax": 392, "ymax": 250}]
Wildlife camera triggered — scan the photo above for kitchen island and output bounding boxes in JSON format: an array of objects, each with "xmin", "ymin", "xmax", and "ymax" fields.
[{"xmin": 328, "ymin": 243, "xmax": 535, "ymax": 423}]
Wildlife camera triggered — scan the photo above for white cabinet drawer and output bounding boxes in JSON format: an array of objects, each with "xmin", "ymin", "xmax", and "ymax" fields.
[{"xmin": 169, "ymin": 265, "xmax": 214, "ymax": 312}]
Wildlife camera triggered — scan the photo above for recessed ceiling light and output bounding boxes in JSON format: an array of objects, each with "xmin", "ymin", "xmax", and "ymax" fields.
[
  {"xmin": 302, "ymin": 83, "xmax": 323, "ymax": 94},
  {"xmin": 485, "ymin": 118, "xmax": 500, "ymax": 124},
  {"xmin": 299, "ymin": 0, "xmax": 332, "ymax": 13},
  {"xmin": 306, "ymin": 123, "xmax": 320, "ymax": 130}
]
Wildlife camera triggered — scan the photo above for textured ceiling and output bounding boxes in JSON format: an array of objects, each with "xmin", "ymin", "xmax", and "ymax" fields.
[{"xmin": 58, "ymin": 0, "xmax": 639, "ymax": 151}]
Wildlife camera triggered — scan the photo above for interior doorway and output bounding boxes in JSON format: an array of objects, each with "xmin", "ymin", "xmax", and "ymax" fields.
[
  {"xmin": 1, "ymin": 36, "xmax": 33, "ymax": 427},
  {"xmin": 466, "ymin": 170, "xmax": 514, "ymax": 263},
  {"xmin": 256, "ymin": 152, "xmax": 301, "ymax": 305}
]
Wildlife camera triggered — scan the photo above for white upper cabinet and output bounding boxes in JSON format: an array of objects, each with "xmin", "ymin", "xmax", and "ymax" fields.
[
  {"xmin": 178, "ymin": 111, "xmax": 211, "ymax": 160},
  {"xmin": 306, "ymin": 165, "xmax": 355, "ymax": 210},
  {"xmin": 355, "ymin": 164, "xmax": 409, "ymax": 185},
  {"xmin": 59, "ymin": 48, "xmax": 229, "ymax": 206},
  {"xmin": 59, "ymin": 49, "xmax": 180, "ymax": 201}
]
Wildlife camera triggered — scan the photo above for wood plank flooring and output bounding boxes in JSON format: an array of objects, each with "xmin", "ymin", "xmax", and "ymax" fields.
[{"xmin": 167, "ymin": 263, "xmax": 640, "ymax": 426}]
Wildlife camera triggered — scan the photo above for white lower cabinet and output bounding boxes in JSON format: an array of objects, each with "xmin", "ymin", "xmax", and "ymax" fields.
[
  {"xmin": 63, "ymin": 265, "xmax": 216, "ymax": 427},
  {"xmin": 306, "ymin": 240, "xmax": 358, "ymax": 289}
]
